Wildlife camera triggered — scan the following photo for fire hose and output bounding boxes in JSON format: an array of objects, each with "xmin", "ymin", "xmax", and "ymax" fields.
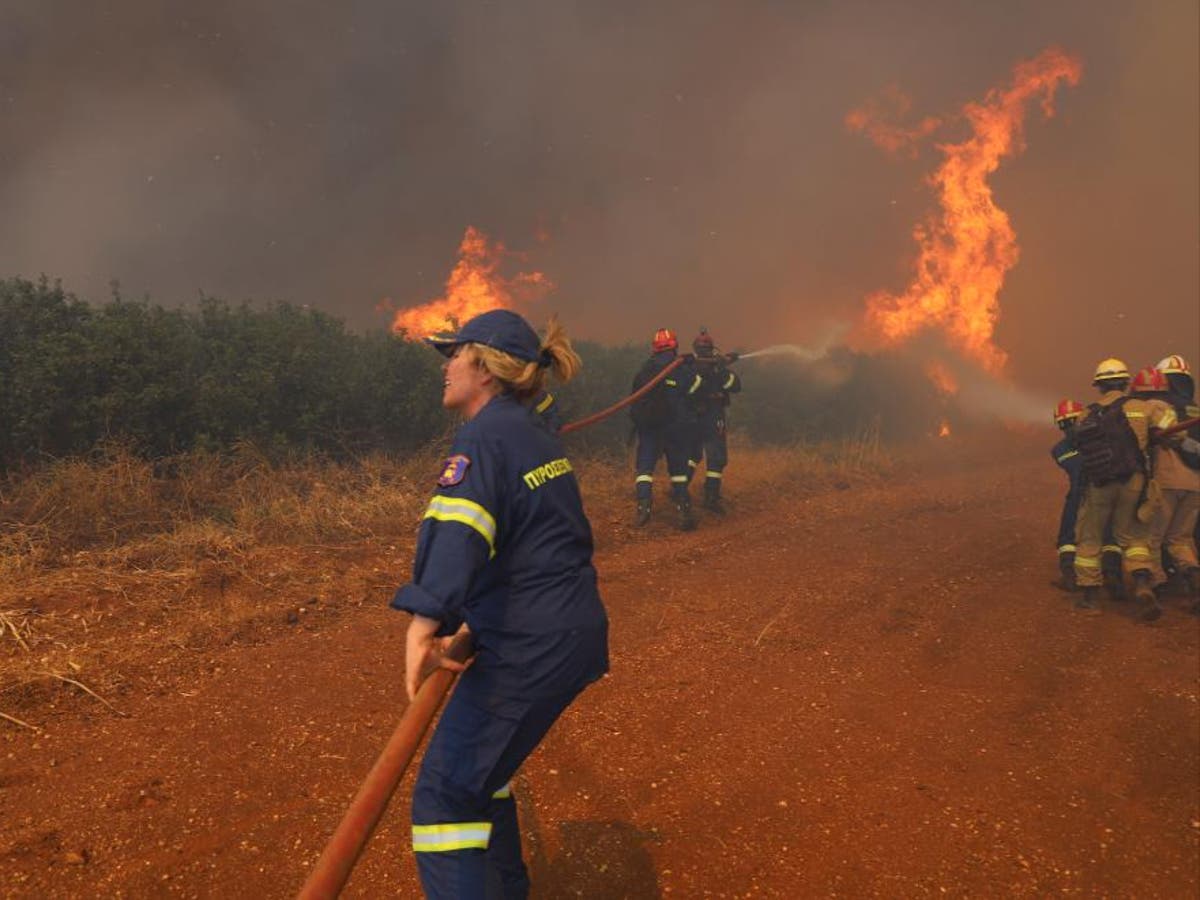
[
  {"xmin": 299, "ymin": 355, "xmax": 704, "ymax": 898},
  {"xmin": 1153, "ymin": 416, "xmax": 1200, "ymax": 441},
  {"xmin": 298, "ymin": 631, "xmax": 474, "ymax": 900}
]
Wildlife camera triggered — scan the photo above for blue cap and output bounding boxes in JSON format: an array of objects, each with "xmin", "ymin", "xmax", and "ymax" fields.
[{"xmin": 424, "ymin": 309, "xmax": 543, "ymax": 364}]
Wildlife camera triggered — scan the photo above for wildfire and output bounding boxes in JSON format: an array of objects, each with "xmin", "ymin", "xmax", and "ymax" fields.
[
  {"xmin": 924, "ymin": 359, "xmax": 959, "ymax": 395},
  {"xmin": 389, "ymin": 227, "xmax": 553, "ymax": 338},
  {"xmin": 855, "ymin": 47, "xmax": 1082, "ymax": 373}
]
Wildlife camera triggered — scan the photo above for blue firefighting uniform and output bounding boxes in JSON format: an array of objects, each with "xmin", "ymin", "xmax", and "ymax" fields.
[
  {"xmin": 529, "ymin": 390, "xmax": 562, "ymax": 433},
  {"xmin": 691, "ymin": 363, "xmax": 742, "ymax": 494},
  {"xmin": 391, "ymin": 393, "xmax": 609, "ymax": 899},
  {"xmin": 631, "ymin": 351, "xmax": 703, "ymax": 507},
  {"xmin": 1052, "ymin": 436, "xmax": 1084, "ymax": 558}
]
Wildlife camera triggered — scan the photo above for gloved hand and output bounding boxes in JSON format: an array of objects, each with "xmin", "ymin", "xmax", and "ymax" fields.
[{"xmin": 724, "ymin": 351, "xmax": 739, "ymax": 363}]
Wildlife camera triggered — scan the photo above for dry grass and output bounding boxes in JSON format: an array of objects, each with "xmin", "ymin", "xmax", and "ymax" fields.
[{"xmin": 0, "ymin": 431, "xmax": 890, "ymax": 723}]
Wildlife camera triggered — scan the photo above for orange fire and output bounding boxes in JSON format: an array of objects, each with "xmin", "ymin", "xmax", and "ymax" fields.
[
  {"xmin": 924, "ymin": 359, "xmax": 959, "ymax": 395},
  {"xmin": 389, "ymin": 227, "xmax": 553, "ymax": 338},
  {"xmin": 938, "ymin": 420, "xmax": 952, "ymax": 438},
  {"xmin": 856, "ymin": 48, "xmax": 1082, "ymax": 373}
]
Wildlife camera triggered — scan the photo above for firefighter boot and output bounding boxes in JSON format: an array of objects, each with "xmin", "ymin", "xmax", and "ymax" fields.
[
  {"xmin": 1185, "ymin": 567, "xmax": 1200, "ymax": 614},
  {"xmin": 1056, "ymin": 552, "xmax": 1077, "ymax": 592},
  {"xmin": 1074, "ymin": 586, "xmax": 1102, "ymax": 614},
  {"xmin": 702, "ymin": 478, "xmax": 725, "ymax": 515},
  {"xmin": 676, "ymin": 500, "xmax": 697, "ymax": 532},
  {"xmin": 634, "ymin": 499, "xmax": 651, "ymax": 527},
  {"xmin": 1131, "ymin": 570, "xmax": 1161, "ymax": 622}
]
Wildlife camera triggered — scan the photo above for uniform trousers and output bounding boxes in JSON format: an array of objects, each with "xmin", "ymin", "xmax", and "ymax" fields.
[
  {"xmin": 412, "ymin": 669, "xmax": 583, "ymax": 899},
  {"xmin": 1148, "ymin": 488, "xmax": 1200, "ymax": 584},
  {"xmin": 634, "ymin": 425, "xmax": 693, "ymax": 504},
  {"xmin": 1074, "ymin": 472, "xmax": 1153, "ymax": 588}
]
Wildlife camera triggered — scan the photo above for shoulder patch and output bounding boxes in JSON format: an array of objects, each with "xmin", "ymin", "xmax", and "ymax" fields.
[{"xmin": 437, "ymin": 454, "xmax": 471, "ymax": 487}]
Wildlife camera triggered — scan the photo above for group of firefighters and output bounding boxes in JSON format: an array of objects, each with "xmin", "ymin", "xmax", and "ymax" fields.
[
  {"xmin": 628, "ymin": 327, "xmax": 743, "ymax": 530},
  {"xmin": 1051, "ymin": 354, "xmax": 1200, "ymax": 620}
]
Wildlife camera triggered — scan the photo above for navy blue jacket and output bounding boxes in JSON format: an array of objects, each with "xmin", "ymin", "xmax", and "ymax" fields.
[
  {"xmin": 392, "ymin": 394, "xmax": 608, "ymax": 699},
  {"xmin": 1051, "ymin": 435, "xmax": 1084, "ymax": 551},
  {"xmin": 695, "ymin": 363, "xmax": 742, "ymax": 414}
]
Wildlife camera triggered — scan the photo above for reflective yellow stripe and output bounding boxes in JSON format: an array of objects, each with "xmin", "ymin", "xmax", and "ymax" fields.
[
  {"xmin": 1157, "ymin": 408, "xmax": 1177, "ymax": 429},
  {"xmin": 424, "ymin": 496, "xmax": 497, "ymax": 556},
  {"xmin": 1124, "ymin": 411, "xmax": 1146, "ymax": 419},
  {"xmin": 1101, "ymin": 544, "xmax": 1121, "ymax": 554},
  {"xmin": 635, "ymin": 474, "xmax": 654, "ymax": 484},
  {"xmin": 535, "ymin": 393, "xmax": 554, "ymax": 414},
  {"xmin": 492, "ymin": 783, "xmax": 512, "ymax": 800},
  {"xmin": 722, "ymin": 373, "xmax": 736, "ymax": 390},
  {"xmin": 670, "ymin": 475, "xmax": 689, "ymax": 483},
  {"xmin": 1058, "ymin": 544, "xmax": 1077, "ymax": 553},
  {"xmin": 688, "ymin": 374, "xmax": 703, "ymax": 394},
  {"xmin": 1124, "ymin": 546, "xmax": 1151, "ymax": 560},
  {"xmin": 705, "ymin": 471, "xmax": 723, "ymax": 480},
  {"xmin": 687, "ymin": 459, "xmax": 697, "ymax": 468},
  {"xmin": 665, "ymin": 379, "xmax": 677, "ymax": 387},
  {"xmin": 1075, "ymin": 556, "xmax": 1101, "ymax": 569},
  {"xmin": 1056, "ymin": 450, "xmax": 1079, "ymax": 462},
  {"xmin": 412, "ymin": 822, "xmax": 492, "ymax": 852}
]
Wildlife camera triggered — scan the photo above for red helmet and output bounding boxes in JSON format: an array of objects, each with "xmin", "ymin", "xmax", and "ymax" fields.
[
  {"xmin": 1131, "ymin": 366, "xmax": 1168, "ymax": 393},
  {"xmin": 652, "ymin": 328, "xmax": 678, "ymax": 352},
  {"xmin": 1053, "ymin": 399, "xmax": 1085, "ymax": 426}
]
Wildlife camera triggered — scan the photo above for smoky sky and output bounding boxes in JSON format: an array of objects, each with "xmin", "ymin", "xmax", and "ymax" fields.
[{"xmin": 1, "ymin": 0, "xmax": 1196, "ymax": 397}]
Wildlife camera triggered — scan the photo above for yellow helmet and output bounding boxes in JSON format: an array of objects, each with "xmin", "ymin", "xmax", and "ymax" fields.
[
  {"xmin": 1092, "ymin": 357, "xmax": 1130, "ymax": 384},
  {"xmin": 1156, "ymin": 354, "xmax": 1190, "ymax": 375}
]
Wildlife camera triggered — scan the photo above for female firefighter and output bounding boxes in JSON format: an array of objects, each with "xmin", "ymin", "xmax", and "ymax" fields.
[{"xmin": 391, "ymin": 308, "xmax": 609, "ymax": 898}]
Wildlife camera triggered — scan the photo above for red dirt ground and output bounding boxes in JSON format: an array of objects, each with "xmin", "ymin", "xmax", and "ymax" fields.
[{"xmin": 2, "ymin": 433, "xmax": 1198, "ymax": 898}]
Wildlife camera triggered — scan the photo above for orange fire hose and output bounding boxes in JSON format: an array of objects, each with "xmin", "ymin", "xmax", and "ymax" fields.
[
  {"xmin": 299, "ymin": 354, "xmax": 722, "ymax": 897},
  {"xmin": 559, "ymin": 355, "xmax": 685, "ymax": 435},
  {"xmin": 297, "ymin": 631, "xmax": 474, "ymax": 900}
]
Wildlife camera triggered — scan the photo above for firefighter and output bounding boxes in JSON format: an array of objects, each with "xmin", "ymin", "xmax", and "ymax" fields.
[
  {"xmin": 629, "ymin": 328, "xmax": 703, "ymax": 530},
  {"xmin": 1146, "ymin": 356, "xmax": 1200, "ymax": 602},
  {"xmin": 1072, "ymin": 359, "xmax": 1174, "ymax": 620},
  {"xmin": 1051, "ymin": 399, "xmax": 1086, "ymax": 590},
  {"xmin": 690, "ymin": 328, "xmax": 742, "ymax": 513},
  {"xmin": 392, "ymin": 308, "xmax": 609, "ymax": 898}
]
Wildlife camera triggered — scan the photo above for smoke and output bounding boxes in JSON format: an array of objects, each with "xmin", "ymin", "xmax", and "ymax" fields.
[{"xmin": 0, "ymin": 0, "xmax": 1195, "ymax": 397}]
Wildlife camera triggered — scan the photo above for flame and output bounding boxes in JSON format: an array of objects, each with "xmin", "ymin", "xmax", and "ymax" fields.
[
  {"xmin": 924, "ymin": 360, "xmax": 959, "ymax": 395},
  {"xmin": 845, "ymin": 84, "xmax": 942, "ymax": 158},
  {"xmin": 856, "ymin": 48, "xmax": 1081, "ymax": 373},
  {"xmin": 389, "ymin": 226, "xmax": 553, "ymax": 338},
  {"xmin": 938, "ymin": 420, "xmax": 952, "ymax": 438}
]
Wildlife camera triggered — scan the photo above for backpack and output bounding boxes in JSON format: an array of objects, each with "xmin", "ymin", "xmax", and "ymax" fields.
[
  {"xmin": 1073, "ymin": 397, "xmax": 1143, "ymax": 486},
  {"xmin": 630, "ymin": 359, "xmax": 671, "ymax": 428}
]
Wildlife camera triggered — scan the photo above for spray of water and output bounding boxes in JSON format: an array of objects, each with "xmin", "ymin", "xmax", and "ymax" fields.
[{"xmin": 738, "ymin": 322, "xmax": 850, "ymax": 362}]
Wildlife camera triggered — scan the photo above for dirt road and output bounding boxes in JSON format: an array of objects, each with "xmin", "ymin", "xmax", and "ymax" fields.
[{"xmin": 2, "ymin": 433, "xmax": 1198, "ymax": 898}]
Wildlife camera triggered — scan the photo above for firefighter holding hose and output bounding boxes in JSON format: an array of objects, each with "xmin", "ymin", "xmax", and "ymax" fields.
[
  {"xmin": 629, "ymin": 329, "xmax": 702, "ymax": 530},
  {"xmin": 689, "ymin": 328, "xmax": 741, "ymax": 514},
  {"xmin": 390, "ymin": 309, "xmax": 609, "ymax": 898}
]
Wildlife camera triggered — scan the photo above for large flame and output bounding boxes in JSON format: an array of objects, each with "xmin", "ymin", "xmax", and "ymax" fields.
[
  {"xmin": 856, "ymin": 47, "xmax": 1082, "ymax": 373},
  {"xmin": 389, "ymin": 226, "xmax": 553, "ymax": 338}
]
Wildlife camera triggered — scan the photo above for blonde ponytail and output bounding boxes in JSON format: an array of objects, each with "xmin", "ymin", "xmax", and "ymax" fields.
[{"xmin": 471, "ymin": 315, "xmax": 582, "ymax": 400}]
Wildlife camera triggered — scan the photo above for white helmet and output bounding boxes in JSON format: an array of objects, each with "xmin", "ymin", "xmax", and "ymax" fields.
[{"xmin": 1156, "ymin": 354, "xmax": 1191, "ymax": 375}]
